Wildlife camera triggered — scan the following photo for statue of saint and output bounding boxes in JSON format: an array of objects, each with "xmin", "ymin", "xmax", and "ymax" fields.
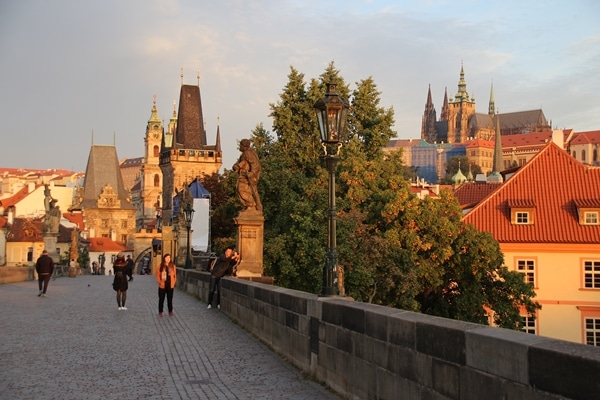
[
  {"xmin": 233, "ymin": 139, "xmax": 262, "ymax": 212},
  {"xmin": 43, "ymin": 186, "xmax": 61, "ymax": 234}
]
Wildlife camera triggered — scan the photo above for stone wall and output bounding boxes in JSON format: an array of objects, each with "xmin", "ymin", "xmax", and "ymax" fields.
[{"xmin": 177, "ymin": 269, "xmax": 600, "ymax": 400}]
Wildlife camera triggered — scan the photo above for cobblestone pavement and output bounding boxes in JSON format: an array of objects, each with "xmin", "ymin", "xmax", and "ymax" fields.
[{"xmin": 0, "ymin": 275, "xmax": 341, "ymax": 400}]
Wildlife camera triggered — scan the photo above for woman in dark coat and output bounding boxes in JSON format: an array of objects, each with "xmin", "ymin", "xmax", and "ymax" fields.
[{"xmin": 112, "ymin": 253, "xmax": 129, "ymax": 310}]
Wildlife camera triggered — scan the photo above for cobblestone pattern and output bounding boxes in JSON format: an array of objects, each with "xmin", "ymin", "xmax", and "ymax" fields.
[{"xmin": 0, "ymin": 275, "xmax": 341, "ymax": 400}]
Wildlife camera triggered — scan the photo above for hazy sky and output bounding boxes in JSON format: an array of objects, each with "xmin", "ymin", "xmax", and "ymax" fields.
[{"xmin": 1, "ymin": 0, "xmax": 599, "ymax": 173}]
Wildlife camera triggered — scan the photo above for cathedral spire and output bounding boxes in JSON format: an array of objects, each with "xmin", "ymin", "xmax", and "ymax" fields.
[
  {"xmin": 488, "ymin": 114, "xmax": 504, "ymax": 183},
  {"xmin": 421, "ymin": 84, "xmax": 437, "ymax": 142},
  {"xmin": 488, "ymin": 81, "xmax": 496, "ymax": 116},
  {"xmin": 455, "ymin": 62, "xmax": 470, "ymax": 102},
  {"xmin": 440, "ymin": 87, "xmax": 449, "ymax": 121}
]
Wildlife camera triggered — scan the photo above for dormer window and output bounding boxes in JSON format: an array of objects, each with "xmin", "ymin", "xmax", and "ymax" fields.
[
  {"xmin": 508, "ymin": 199, "xmax": 535, "ymax": 225},
  {"xmin": 584, "ymin": 211, "xmax": 599, "ymax": 225},
  {"xmin": 516, "ymin": 212, "xmax": 529, "ymax": 224},
  {"xmin": 574, "ymin": 199, "xmax": 600, "ymax": 226}
]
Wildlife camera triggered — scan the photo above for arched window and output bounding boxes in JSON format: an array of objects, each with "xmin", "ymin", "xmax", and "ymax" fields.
[
  {"xmin": 153, "ymin": 145, "xmax": 159, "ymax": 157},
  {"xmin": 573, "ymin": 151, "xmax": 577, "ymax": 159},
  {"xmin": 582, "ymin": 150, "xmax": 586, "ymax": 162},
  {"xmin": 154, "ymin": 174, "xmax": 160, "ymax": 187},
  {"xmin": 594, "ymin": 149, "xmax": 598, "ymax": 163}
]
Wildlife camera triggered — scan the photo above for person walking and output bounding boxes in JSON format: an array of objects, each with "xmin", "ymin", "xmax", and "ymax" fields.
[
  {"xmin": 207, "ymin": 246, "xmax": 239, "ymax": 309},
  {"xmin": 112, "ymin": 253, "xmax": 129, "ymax": 310},
  {"xmin": 156, "ymin": 254, "xmax": 177, "ymax": 316},
  {"xmin": 126, "ymin": 255, "xmax": 134, "ymax": 282},
  {"xmin": 35, "ymin": 250, "xmax": 54, "ymax": 297}
]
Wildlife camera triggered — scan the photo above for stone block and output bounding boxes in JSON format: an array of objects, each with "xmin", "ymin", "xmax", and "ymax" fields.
[
  {"xmin": 529, "ymin": 339, "xmax": 600, "ymax": 399},
  {"xmin": 466, "ymin": 326, "xmax": 546, "ymax": 384},
  {"xmin": 416, "ymin": 315, "xmax": 481, "ymax": 365}
]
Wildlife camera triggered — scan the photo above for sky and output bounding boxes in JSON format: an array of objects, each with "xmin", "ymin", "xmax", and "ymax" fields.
[{"xmin": 1, "ymin": 0, "xmax": 599, "ymax": 173}]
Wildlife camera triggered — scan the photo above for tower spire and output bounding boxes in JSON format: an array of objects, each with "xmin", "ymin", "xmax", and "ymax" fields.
[
  {"xmin": 455, "ymin": 62, "xmax": 469, "ymax": 101},
  {"xmin": 488, "ymin": 81, "xmax": 496, "ymax": 116},
  {"xmin": 488, "ymin": 114, "xmax": 504, "ymax": 183},
  {"xmin": 180, "ymin": 67, "xmax": 184, "ymax": 85}
]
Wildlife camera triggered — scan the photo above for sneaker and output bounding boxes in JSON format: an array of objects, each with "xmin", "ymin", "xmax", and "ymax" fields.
[
  {"xmin": 168, "ymin": 312, "xmax": 173, "ymax": 316},
  {"xmin": 118, "ymin": 307, "xmax": 122, "ymax": 310},
  {"xmin": 158, "ymin": 312, "xmax": 163, "ymax": 317},
  {"xmin": 122, "ymin": 307, "xmax": 127, "ymax": 310},
  {"xmin": 42, "ymin": 293, "xmax": 46, "ymax": 297},
  {"xmin": 207, "ymin": 304, "xmax": 212, "ymax": 309},
  {"xmin": 38, "ymin": 291, "xmax": 42, "ymax": 297}
]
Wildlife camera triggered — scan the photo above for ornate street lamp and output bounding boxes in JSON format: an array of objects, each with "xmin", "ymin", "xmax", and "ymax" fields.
[
  {"xmin": 314, "ymin": 83, "xmax": 349, "ymax": 296},
  {"xmin": 183, "ymin": 203, "xmax": 195, "ymax": 269}
]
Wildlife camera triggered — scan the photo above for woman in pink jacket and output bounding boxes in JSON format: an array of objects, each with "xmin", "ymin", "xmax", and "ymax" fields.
[{"xmin": 156, "ymin": 254, "xmax": 177, "ymax": 316}]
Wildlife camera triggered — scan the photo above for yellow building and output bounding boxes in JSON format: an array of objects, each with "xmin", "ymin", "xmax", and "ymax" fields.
[{"xmin": 463, "ymin": 142, "xmax": 600, "ymax": 345}]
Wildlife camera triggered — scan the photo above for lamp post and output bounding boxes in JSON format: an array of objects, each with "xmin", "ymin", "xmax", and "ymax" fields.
[
  {"xmin": 314, "ymin": 83, "xmax": 349, "ymax": 296},
  {"xmin": 183, "ymin": 203, "xmax": 195, "ymax": 269}
]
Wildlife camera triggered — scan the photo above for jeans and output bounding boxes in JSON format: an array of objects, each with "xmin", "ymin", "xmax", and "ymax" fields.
[
  {"xmin": 207, "ymin": 276, "xmax": 222, "ymax": 306},
  {"xmin": 158, "ymin": 287, "xmax": 174, "ymax": 313}
]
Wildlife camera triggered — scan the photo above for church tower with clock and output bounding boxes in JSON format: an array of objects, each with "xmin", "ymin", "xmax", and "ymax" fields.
[{"xmin": 136, "ymin": 96, "xmax": 173, "ymax": 230}]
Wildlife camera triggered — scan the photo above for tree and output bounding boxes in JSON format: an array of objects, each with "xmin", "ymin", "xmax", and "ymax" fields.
[{"xmin": 209, "ymin": 63, "xmax": 540, "ymax": 330}]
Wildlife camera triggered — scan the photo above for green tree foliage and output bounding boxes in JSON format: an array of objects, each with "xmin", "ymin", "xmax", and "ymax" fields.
[{"xmin": 210, "ymin": 62, "xmax": 540, "ymax": 330}]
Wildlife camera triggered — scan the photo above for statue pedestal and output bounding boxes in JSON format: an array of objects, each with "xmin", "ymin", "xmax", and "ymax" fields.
[
  {"xmin": 42, "ymin": 234, "xmax": 60, "ymax": 263},
  {"xmin": 234, "ymin": 210, "xmax": 264, "ymax": 277}
]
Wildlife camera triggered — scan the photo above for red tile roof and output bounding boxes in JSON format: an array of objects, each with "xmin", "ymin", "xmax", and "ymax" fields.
[
  {"xmin": 570, "ymin": 130, "xmax": 600, "ymax": 145},
  {"xmin": 463, "ymin": 142, "xmax": 600, "ymax": 243},
  {"xmin": 453, "ymin": 183, "xmax": 502, "ymax": 208},
  {"xmin": 87, "ymin": 237, "xmax": 133, "ymax": 252},
  {"xmin": 0, "ymin": 186, "xmax": 32, "ymax": 208}
]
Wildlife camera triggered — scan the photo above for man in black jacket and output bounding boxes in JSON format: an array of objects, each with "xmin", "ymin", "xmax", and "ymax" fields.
[
  {"xmin": 206, "ymin": 246, "xmax": 239, "ymax": 309},
  {"xmin": 36, "ymin": 250, "xmax": 54, "ymax": 297}
]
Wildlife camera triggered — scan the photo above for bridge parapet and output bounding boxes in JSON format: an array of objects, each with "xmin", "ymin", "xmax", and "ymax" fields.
[{"xmin": 177, "ymin": 269, "xmax": 600, "ymax": 399}]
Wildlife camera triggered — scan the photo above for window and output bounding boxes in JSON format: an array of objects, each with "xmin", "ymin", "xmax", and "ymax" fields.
[
  {"xmin": 517, "ymin": 259, "xmax": 535, "ymax": 285},
  {"xmin": 584, "ymin": 261, "xmax": 600, "ymax": 289},
  {"xmin": 121, "ymin": 220, "xmax": 128, "ymax": 229},
  {"xmin": 121, "ymin": 234, "xmax": 127, "ymax": 243},
  {"xmin": 521, "ymin": 315, "xmax": 536, "ymax": 334},
  {"xmin": 584, "ymin": 211, "xmax": 599, "ymax": 225},
  {"xmin": 582, "ymin": 150, "xmax": 587, "ymax": 162},
  {"xmin": 580, "ymin": 307, "xmax": 600, "ymax": 346},
  {"xmin": 585, "ymin": 317, "xmax": 600, "ymax": 346},
  {"xmin": 101, "ymin": 219, "xmax": 109, "ymax": 228},
  {"xmin": 516, "ymin": 212, "xmax": 529, "ymax": 224},
  {"xmin": 154, "ymin": 174, "xmax": 160, "ymax": 187},
  {"xmin": 27, "ymin": 247, "xmax": 33, "ymax": 262},
  {"xmin": 153, "ymin": 145, "xmax": 159, "ymax": 157}
]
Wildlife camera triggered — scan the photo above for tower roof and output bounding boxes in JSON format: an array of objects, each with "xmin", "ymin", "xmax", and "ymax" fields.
[
  {"xmin": 79, "ymin": 145, "xmax": 135, "ymax": 209},
  {"xmin": 174, "ymin": 84, "xmax": 207, "ymax": 149}
]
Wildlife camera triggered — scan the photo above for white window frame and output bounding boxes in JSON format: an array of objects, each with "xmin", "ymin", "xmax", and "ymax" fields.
[
  {"xmin": 584, "ymin": 317, "xmax": 600, "ymax": 346},
  {"xmin": 516, "ymin": 212, "xmax": 529, "ymax": 224},
  {"xmin": 583, "ymin": 260, "xmax": 600, "ymax": 289},
  {"xmin": 517, "ymin": 259, "xmax": 536, "ymax": 286}
]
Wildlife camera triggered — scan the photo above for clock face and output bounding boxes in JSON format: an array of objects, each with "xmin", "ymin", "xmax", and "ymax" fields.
[{"xmin": 153, "ymin": 132, "xmax": 159, "ymax": 139}]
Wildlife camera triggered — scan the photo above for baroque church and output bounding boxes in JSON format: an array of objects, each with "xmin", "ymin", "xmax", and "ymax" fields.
[{"xmin": 421, "ymin": 64, "xmax": 551, "ymax": 144}]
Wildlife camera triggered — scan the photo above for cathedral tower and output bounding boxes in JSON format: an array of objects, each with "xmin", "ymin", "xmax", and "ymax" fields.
[{"xmin": 445, "ymin": 64, "xmax": 476, "ymax": 143}]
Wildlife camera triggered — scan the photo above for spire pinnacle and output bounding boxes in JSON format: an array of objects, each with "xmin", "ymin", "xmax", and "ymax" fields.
[
  {"xmin": 488, "ymin": 81, "xmax": 496, "ymax": 116},
  {"xmin": 180, "ymin": 67, "xmax": 184, "ymax": 85},
  {"xmin": 197, "ymin": 68, "xmax": 200, "ymax": 86}
]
